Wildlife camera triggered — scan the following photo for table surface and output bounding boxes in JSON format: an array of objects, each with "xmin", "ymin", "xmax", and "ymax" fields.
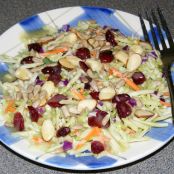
[{"xmin": 0, "ymin": 0, "xmax": 174, "ymax": 173}]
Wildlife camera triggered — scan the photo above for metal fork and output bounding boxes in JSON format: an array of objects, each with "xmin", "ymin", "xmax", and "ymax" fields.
[{"xmin": 139, "ymin": 7, "xmax": 174, "ymax": 122}]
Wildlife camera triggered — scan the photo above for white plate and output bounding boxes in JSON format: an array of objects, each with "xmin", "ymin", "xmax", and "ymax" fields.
[{"xmin": 0, "ymin": 6, "xmax": 174, "ymax": 171}]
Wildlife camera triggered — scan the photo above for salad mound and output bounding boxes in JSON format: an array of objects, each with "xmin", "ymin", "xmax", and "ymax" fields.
[{"xmin": 0, "ymin": 20, "xmax": 171, "ymax": 157}]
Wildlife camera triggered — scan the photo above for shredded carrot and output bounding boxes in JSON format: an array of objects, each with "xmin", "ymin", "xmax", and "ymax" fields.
[
  {"xmin": 75, "ymin": 127, "xmax": 101, "ymax": 150},
  {"xmin": 160, "ymin": 100, "xmax": 171, "ymax": 107},
  {"xmin": 39, "ymin": 38, "xmax": 55, "ymax": 45},
  {"xmin": 5, "ymin": 100, "xmax": 16, "ymax": 113},
  {"xmin": 109, "ymin": 68, "xmax": 123, "ymax": 78},
  {"xmin": 163, "ymin": 92, "xmax": 170, "ymax": 96},
  {"xmin": 109, "ymin": 68, "xmax": 140, "ymax": 91},
  {"xmin": 71, "ymin": 89, "xmax": 85, "ymax": 100},
  {"xmin": 124, "ymin": 78, "xmax": 141, "ymax": 91},
  {"xmin": 79, "ymin": 88, "xmax": 84, "ymax": 95},
  {"xmin": 32, "ymin": 136, "xmax": 44, "ymax": 143},
  {"xmin": 40, "ymin": 47, "xmax": 68, "ymax": 57}
]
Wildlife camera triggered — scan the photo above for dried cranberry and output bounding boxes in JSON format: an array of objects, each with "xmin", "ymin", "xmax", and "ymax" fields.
[
  {"xmin": 41, "ymin": 64, "xmax": 61, "ymax": 75},
  {"xmin": 132, "ymin": 72, "xmax": 146, "ymax": 85},
  {"xmin": 79, "ymin": 61, "xmax": 89, "ymax": 72},
  {"xmin": 28, "ymin": 106, "xmax": 41, "ymax": 122},
  {"xmin": 56, "ymin": 127, "xmax": 70, "ymax": 137},
  {"xmin": 88, "ymin": 116, "xmax": 97, "ymax": 127},
  {"xmin": 99, "ymin": 50, "xmax": 114, "ymax": 63},
  {"xmin": 160, "ymin": 97, "xmax": 165, "ymax": 102},
  {"xmin": 122, "ymin": 45, "xmax": 129, "ymax": 51},
  {"xmin": 28, "ymin": 43, "xmax": 43, "ymax": 53},
  {"xmin": 13, "ymin": 112, "xmax": 24, "ymax": 131},
  {"xmin": 96, "ymin": 110, "xmax": 110, "ymax": 128},
  {"xmin": 88, "ymin": 110, "xmax": 110, "ymax": 128},
  {"xmin": 48, "ymin": 74, "xmax": 62, "ymax": 85},
  {"xmin": 91, "ymin": 141, "xmax": 104, "ymax": 154},
  {"xmin": 84, "ymin": 83, "xmax": 91, "ymax": 90},
  {"xmin": 116, "ymin": 102, "xmax": 132, "ymax": 118},
  {"xmin": 105, "ymin": 30, "xmax": 117, "ymax": 46},
  {"xmin": 112, "ymin": 94, "xmax": 131, "ymax": 103},
  {"xmin": 76, "ymin": 47, "xmax": 90, "ymax": 59},
  {"xmin": 47, "ymin": 94, "xmax": 67, "ymax": 108},
  {"xmin": 90, "ymin": 91, "xmax": 99, "ymax": 100},
  {"xmin": 20, "ymin": 56, "xmax": 34, "ymax": 64}
]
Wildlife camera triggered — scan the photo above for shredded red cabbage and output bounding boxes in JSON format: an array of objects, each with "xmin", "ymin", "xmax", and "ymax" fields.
[
  {"xmin": 98, "ymin": 101, "xmax": 103, "ymax": 106},
  {"xmin": 61, "ymin": 24, "xmax": 70, "ymax": 32},
  {"xmin": 128, "ymin": 98, "xmax": 137, "ymax": 107},
  {"xmin": 36, "ymin": 107, "xmax": 45, "ymax": 114},
  {"xmin": 35, "ymin": 76, "xmax": 44, "ymax": 86},
  {"xmin": 62, "ymin": 79, "xmax": 69, "ymax": 86},
  {"xmin": 142, "ymin": 51, "xmax": 158, "ymax": 64},
  {"xmin": 63, "ymin": 141, "xmax": 73, "ymax": 151}
]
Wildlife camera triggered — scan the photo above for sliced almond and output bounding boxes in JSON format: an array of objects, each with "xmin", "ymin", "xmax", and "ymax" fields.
[
  {"xmin": 59, "ymin": 58, "xmax": 75, "ymax": 69},
  {"xmin": 68, "ymin": 106, "xmax": 80, "ymax": 114},
  {"xmin": 41, "ymin": 119, "xmax": 55, "ymax": 141},
  {"xmin": 131, "ymin": 45, "xmax": 144, "ymax": 55},
  {"xmin": 134, "ymin": 109, "xmax": 154, "ymax": 118},
  {"xmin": 78, "ymin": 99, "xmax": 97, "ymax": 113},
  {"xmin": 66, "ymin": 56, "xmax": 81, "ymax": 66},
  {"xmin": 41, "ymin": 81, "xmax": 55, "ymax": 98},
  {"xmin": 15, "ymin": 67, "xmax": 32, "ymax": 80},
  {"xmin": 99, "ymin": 87, "xmax": 116, "ymax": 100},
  {"xmin": 114, "ymin": 51, "xmax": 128, "ymax": 64},
  {"xmin": 66, "ymin": 32, "xmax": 77, "ymax": 44},
  {"xmin": 16, "ymin": 92, "xmax": 22, "ymax": 100},
  {"xmin": 86, "ymin": 59, "xmax": 102, "ymax": 73},
  {"xmin": 127, "ymin": 53, "xmax": 142, "ymax": 72},
  {"xmin": 61, "ymin": 106, "xmax": 70, "ymax": 117}
]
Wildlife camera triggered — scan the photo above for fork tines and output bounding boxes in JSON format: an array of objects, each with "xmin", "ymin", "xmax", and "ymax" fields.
[
  {"xmin": 139, "ymin": 7, "xmax": 174, "ymax": 51},
  {"xmin": 145, "ymin": 11, "xmax": 160, "ymax": 50},
  {"xmin": 157, "ymin": 7, "xmax": 174, "ymax": 47},
  {"xmin": 139, "ymin": 13, "xmax": 150, "ymax": 43}
]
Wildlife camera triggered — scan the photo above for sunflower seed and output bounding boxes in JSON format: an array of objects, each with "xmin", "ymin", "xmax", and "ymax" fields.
[
  {"xmin": 100, "ymin": 45, "xmax": 111, "ymax": 51},
  {"xmin": 28, "ymin": 93, "xmax": 34, "ymax": 100},
  {"xmin": 27, "ymin": 84, "xmax": 34, "ymax": 93},
  {"xmin": 88, "ymin": 38, "xmax": 95, "ymax": 45},
  {"xmin": 93, "ymin": 41, "xmax": 99, "ymax": 48},
  {"xmin": 33, "ymin": 100, "xmax": 40, "ymax": 108},
  {"xmin": 98, "ymin": 40, "xmax": 105, "ymax": 47},
  {"xmin": 95, "ymin": 36, "xmax": 105, "ymax": 41},
  {"xmin": 16, "ymin": 92, "xmax": 22, "ymax": 100},
  {"xmin": 33, "ymin": 85, "xmax": 41, "ymax": 96},
  {"xmin": 22, "ymin": 92, "xmax": 28, "ymax": 101},
  {"xmin": 40, "ymin": 90, "xmax": 47, "ymax": 98}
]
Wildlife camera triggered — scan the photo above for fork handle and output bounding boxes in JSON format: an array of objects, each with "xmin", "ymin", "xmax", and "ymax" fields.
[{"xmin": 164, "ymin": 66, "xmax": 174, "ymax": 123}]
